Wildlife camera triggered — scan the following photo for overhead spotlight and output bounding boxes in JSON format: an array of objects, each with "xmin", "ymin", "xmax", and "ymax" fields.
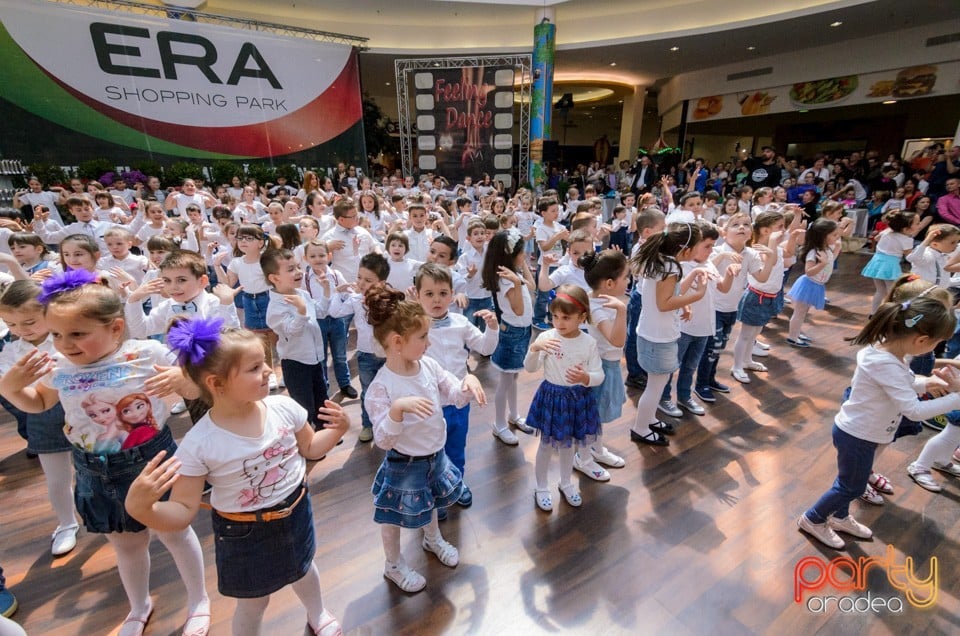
[
  {"xmin": 669, "ymin": 46, "xmax": 680, "ymax": 52},
  {"xmin": 747, "ymin": 46, "xmax": 756, "ymax": 51},
  {"xmin": 609, "ymin": 62, "xmax": 617, "ymax": 67},
  {"xmin": 830, "ymin": 21, "xmax": 843, "ymax": 27},
  {"xmin": 882, "ymin": 100, "xmax": 897, "ymax": 105}
]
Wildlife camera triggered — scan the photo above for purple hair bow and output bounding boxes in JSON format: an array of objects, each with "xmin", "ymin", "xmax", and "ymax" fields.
[
  {"xmin": 167, "ymin": 317, "xmax": 223, "ymax": 366},
  {"xmin": 38, "ymin": 269, "xmax": 100, "ymax": 304}
]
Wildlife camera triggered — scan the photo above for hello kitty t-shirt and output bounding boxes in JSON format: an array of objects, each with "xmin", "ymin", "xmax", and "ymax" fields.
[
  {"xmin": 43, "ymin": 339, "xmax": 173, "ymax": 454},
  {"xmin": 175, "ymin": 395, "xmax": 307, "ymax": 512}
]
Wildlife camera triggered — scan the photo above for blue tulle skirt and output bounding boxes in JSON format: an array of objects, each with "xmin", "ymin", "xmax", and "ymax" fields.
[
  {"xmin": 861, "ymin": 252, "xmax": 903, "ymax": 281},
  {"xmin": 527, "ymin": 380, "xmax": 600, "ymax": 448},
  {"xmin": 788, "ymin": 275, "xmax": 826, "ymax": 310}
]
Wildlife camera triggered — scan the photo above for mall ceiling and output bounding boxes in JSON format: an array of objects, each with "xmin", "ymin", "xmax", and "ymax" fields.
[{"xmin": 201, "ymin": 0, "xmax": 958, "ymax": 106}]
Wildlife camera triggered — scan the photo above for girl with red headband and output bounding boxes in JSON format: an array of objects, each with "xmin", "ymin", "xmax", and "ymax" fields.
[{"xmin": 523, "ymin": 284, "xmax": 604, "ymax": 511}]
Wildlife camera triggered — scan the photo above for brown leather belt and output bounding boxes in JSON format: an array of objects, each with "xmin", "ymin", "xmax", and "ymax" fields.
[{"xmin": 212, "ymin": 486, "xmax": 306, "ymax": 523}]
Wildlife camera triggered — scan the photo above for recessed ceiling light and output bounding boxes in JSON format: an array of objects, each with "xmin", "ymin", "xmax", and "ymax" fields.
[
  {"xmin": 747, "ymin": 46, "xmax": 756, "ymax": 51},
  {"xmin": 883, "ymin": 100, "xmax": 897, "ymax": 105},
  {"xmin": 432, "ymin": 62, "xmax": 441, "ymax": 67},
  {"xmin": 609, "ymin": 62, "xmax": 617, "ymax": 67},
  {"xmin": 669, "ymin": 46, "xmax": 680, "ymax": 52},
  {"xmin": 830, "ymin": 21, "xmax": 843, "ymax": 27},
  {"xmin": 385, "ymin": 82, "xmax": 391, "ymax": 85}
]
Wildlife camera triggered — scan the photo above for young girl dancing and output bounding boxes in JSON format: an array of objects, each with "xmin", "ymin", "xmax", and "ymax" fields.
[
  {"xmin": 730, "ymin": 210, "xmax": 799, "ymax": 383},
  {"xmin": 525, "ymin": 284, "xmax": 603, "ymax": 510},
  {"xmin": 861, "ymin": 209, "xmax": 918, "ymax": 314},
  {"xmin": 126, "ymin": 317, "xmax": 349, "ymax": 636},
  {"xmin": 575, "ymin": 250, "xmax": 630, "ymax": 481},
  {"xmin": 630, "ymin": 222, "xmax": 709, "ymax": 446},
  {"xmin": 798, "ymin": 293, "xmax": 960, "ymax": 549},
  {"xmin": 0, "ymin": 281, "xmax": 79, "ymax": 557},
  {"xmin": 364, "ymin": 286, "xmax": 485, "ymax": 593},
  {"xmin": 786, "ymin": 218, "xmax": 842, "ymax": 346},
  {"xmin": 483, "ymin": 229, "xmax": 536, "ymax": 444},
  {"xmin": 0, "ymin": 270, "xmax": 209, "ymax": 636}
]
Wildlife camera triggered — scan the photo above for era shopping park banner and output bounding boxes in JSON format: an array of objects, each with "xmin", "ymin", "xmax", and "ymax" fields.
[
  {"xmin": 412, "ymin": 66, "xmax": 516, "ymax": 187},
  {"xmin": 0, "ymin": 0, "xmax": 364, "ymax": 163},
  {"xmin": 687, "ymin": 61, "xmax": 960, "ymax": 123}
]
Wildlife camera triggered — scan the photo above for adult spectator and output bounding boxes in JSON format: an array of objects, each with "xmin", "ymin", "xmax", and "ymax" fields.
[
  {"xmin": 936, "ymin": 177, "xmax": 960, "ymax": 225},
  {"xmin": 686, "ymin": 158, "xmax": 709, "ymax": 193},
  {"xmin": 630, "ymin": 154, "xmax": 658, "ymax": 195},
  {"xmin": 743, "ymin": 146, "xmax": 784, "ymax": 190},
  {"xmin": 141, "ymin": 175, "xmax": 166, "ymax": 204},
  {"xmin": 798, "ymin": 156, "xmax": 830, "ymax": 183},
  {"xmin": 928, "ymin": 146, "xmax": 960, "ymax": 200},
  {"xmin": 12, "ymin": 176, "xmax": 65, "ymax": 224}
]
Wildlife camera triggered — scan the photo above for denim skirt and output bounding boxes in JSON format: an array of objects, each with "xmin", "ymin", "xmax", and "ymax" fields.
[
  {"xmin": 211, "ymin": 485, "xmax": 315, "ymax": 598},
  {"xmin": 491, "ymin": 323, "xmax": 532, "ymax": 373},
  {"xmin": 27, "ymin": 403, "xmax": 72, "ymax": 454},
  {"xmin": 73, "ymin": 426, "xmax": 176, "ymax": 533},
  {"xmin": 592, "ymin": 358, "xmax": 626, "ymax": 424},
  {"xmin": 241, "ymin": 290, "xmax": 270, "ymax": 330},
  {"xmin": 737, "ymin": 288, "xmax": 779, "ymax": 327},
  {"xmin": 371, "ymin": 449, "xmax": 462, "ymax": 529},
  {"xmin": 638, "ymin": 336, "xmax": 679, "ymax": 375}
]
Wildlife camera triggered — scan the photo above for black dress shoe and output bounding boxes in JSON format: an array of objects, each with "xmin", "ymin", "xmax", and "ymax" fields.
[
  {"xmin": 340, "ymin": 385, "xmax": 359, "ymax": 399},
  {"xmin": 649, "ymin": 420, "xmax": 676, "ymax": 435},
  {"xmin": 630, "ymin": 429, "xmax": 669, "ymax": 446},
  {"xmin": 457, "ymin": 485, "xmax": 473, "ymax": 508}
]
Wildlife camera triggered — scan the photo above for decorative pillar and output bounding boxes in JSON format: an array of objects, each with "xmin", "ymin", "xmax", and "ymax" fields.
[
  {"xmin": 530, "ymin": 9, "xmax": 555, "ymax": 189},
  {"xmin": 617, "ymin": 86, "xmax": 646, "ymax": 165}
]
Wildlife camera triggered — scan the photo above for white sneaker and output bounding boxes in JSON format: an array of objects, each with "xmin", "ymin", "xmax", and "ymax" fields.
[
  {"xmin": 268, "ymin": 374, "xmax": 278, "ymax": 391},
  {"xmin": 573, "ymin": 452, "xmax": 610, "ymax": 481},
  {"xmin": 170, "ymin": 401, "xmax": 187, "ymax": 415},
  {"xmin": 828, "ymin": 515, "xmax": 873, "ymax": 539},
  {"xmin": 51, "ymin": 523, "xmax": 79, "ymax": 556},
  {"xmin": 492, "ymin": 425, "xmax": 519, "ymax": 445},
  {"xmin": 754, "ymin": 339, "xmax": 770, "ymax": 350},
  {"xmin": 591, "ymin": 445, "xmax": 625, "ymax": 468},
  {"xmin": 731, "ymin": 368, "xmax": 751, "ymax": 384},
  {"xmin": 797, "ymin": 515, "xmax": 844, "ymax": 549},
  {"xmin": 752, "ymin": 343, "xmax": 770, "ymax": 357},
  {"xmin": 383, "ymin": 562, "xmax": 426, "ymax": 593}
]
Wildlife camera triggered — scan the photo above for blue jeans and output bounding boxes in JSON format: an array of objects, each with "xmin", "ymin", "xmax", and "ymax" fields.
[
  {"xmin": 696, "ymin": 310, "xmax": 738, "ymax": 389},
  {"xmin": 624, "ymin": 285, "xmax": 644, "ymax": 379},
  {"xmin": 463, "ymin": 297, "xmax": 494, "ymax": 331},
  {"xmin": 318, "ymin": 316, "xmax": 351, "ymax": 388},
  {"xmin": 280, "ymin": 359, "xmax": 328, "ymax": 429},
  {"xmin": 662, "ymin": 332, "xmax": 709, "ymax": 402},
  {"xmin": 357, "ymin": 351, "xmax": 386, "ymax": 430},
  {"xmin": 805, "ymin": 424, "xmax": 877, "ymax": 524},
  {"xmin": 443, "ymin": 404, "xmax": 470, "ymax": 476},
  {"xmin": 532, "ymin": 264, "xmax": 557, "ymax": 324},
  {"xmin": 944, "ymin": 322, "xmax": 960, "ymax": 359}
]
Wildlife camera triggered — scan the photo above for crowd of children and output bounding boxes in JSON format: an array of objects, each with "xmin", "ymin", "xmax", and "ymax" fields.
[{"xmin": 2, "ymin": 166, "xmax": 960, "ymax": 634}]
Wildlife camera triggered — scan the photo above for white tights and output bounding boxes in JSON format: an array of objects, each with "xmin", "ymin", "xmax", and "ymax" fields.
[
  {"xmin": 535, "ymin": 443, "xmax": 575, "ymax": 490},
  {"xmin": 37, "ymin": 451, "xmax": 77, "ymax": 528},
  {"xmin": 632, "ymin": 372, "xmax": 670, "ymax": 436},
  {"xmin": 232, "ymin": 563, "xmax": 325, "ymax": 636},
  {"xmin": 733, "ymin": 324, "xmax": 763, "ymax": 371},
  {"xmin": 788, "ymin": 301, "xmax": 811, "ymax": 341},
  {"xmin": 495, "ymin": 371, "xmax": 519, "ymax": 429},
  {"xmin": 871, "ymin": 278, "xmax": 894, "ymax": 314},
  {"xmin": 109, "ymin": 527, "xmax": 208, "ymax": 624},
  {"xmin": 916, "ymin": 424, "xmax": 960, "ymax": 470}
]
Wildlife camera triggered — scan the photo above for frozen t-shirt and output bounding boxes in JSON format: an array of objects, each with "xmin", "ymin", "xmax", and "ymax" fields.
[
  {"xmin": 43, "ymin": 339, "xmax": 173, "ymax": 454},
  {"xmin": 176, "ymin": 395, "xmax": 308, "ymax": 512}
]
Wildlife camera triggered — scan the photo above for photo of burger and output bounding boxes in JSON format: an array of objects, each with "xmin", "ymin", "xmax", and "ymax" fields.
[
  {"xmin": 892, "ymin": 65, "xmax": 937, "ymax": 97},
  {"xmin": 693, "ymin": 95, "xmax": 723, "ymax": 120}
]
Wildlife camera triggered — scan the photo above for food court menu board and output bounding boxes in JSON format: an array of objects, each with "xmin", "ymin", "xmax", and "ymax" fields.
[{"xmin": 687, "ymin": 61, "xmax": 958, "ymax": 123}]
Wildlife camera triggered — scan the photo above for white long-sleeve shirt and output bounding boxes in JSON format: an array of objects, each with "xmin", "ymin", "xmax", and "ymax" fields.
[
  {"xmin": 265, "ymin": 289, "xmax": 327, "ymax": 365},
  {"xmin": 455, "ymin": 244, "xmax": 490, "ymax": 299},
  {"xmin": 124, "ymin": 290, "xmax": 240, "ymax": 339},
  {"xmin": 366, "ymin": 356, "xmax": 471, "ymax": 456},
  {"xmin": 523, "ymin": 329, "xmax": 603, "ymax": 387},
  {"xmin": 907, "ymin": 244, "xmax": 950, "ymax": 287},
  {"xmin": 327, "ymin": 290, "xmax": 384, "ymax": 356},
  {"xmin": 837, "ymin": 345, "xmax": 960, "ymax": 444},
  {"xmin": 425, "ymin": 313, "xmax": 498, "ymax": 380}
]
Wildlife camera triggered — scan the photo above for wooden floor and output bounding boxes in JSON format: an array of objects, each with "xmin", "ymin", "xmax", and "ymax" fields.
[{"xmin": 3, "ymin": 253, "xmax": 959, "ymax": 635}]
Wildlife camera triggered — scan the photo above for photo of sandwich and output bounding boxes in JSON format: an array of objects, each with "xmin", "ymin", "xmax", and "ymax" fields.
[
  {"xmin": 891, "ymin": 65, "xmax": 937, "ymax": 97},
  {"xmin": 738, "ymin": 91, "xmax": 775, "ymax": 116},
  {"xmin": 693, "ymin": 95, "xmax": 723, "ymax": 120}
]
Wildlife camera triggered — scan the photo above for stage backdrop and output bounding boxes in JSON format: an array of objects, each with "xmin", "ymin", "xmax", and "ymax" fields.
[
  {"xmin": 0, "ymin": 0, "xmax": 364, "ymax": 165},
  {"xmin": 412, "ymin": 65, "xmax": 515, "ymax": 188}
]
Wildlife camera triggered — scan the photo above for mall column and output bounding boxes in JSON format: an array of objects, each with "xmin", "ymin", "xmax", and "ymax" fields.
[{"xmin": 530, "ymin": 9, "xmax": 556, "ymax": 190}]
